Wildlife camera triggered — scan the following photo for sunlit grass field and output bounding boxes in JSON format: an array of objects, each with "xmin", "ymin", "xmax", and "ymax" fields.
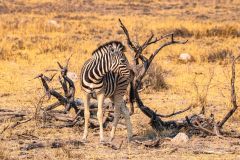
[{"xmin": 1, "ymin": 0, "xmax": 240, "ymax": 159}]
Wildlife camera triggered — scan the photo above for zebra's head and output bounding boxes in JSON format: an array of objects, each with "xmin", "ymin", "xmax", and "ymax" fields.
[{"xmin": 108, "ymin": 41, "xmax": 130, "ymax": 77}]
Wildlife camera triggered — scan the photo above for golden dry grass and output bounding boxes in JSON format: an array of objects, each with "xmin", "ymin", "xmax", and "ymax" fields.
[{"xmin": 1, "ymin": 0, "xmax": 240, "ymax": 159}]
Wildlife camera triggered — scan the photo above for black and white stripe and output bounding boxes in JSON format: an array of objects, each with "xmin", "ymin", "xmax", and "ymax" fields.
[{"xmin": 80, "ymin": 41, "xmax": 130, "ymax": 97}]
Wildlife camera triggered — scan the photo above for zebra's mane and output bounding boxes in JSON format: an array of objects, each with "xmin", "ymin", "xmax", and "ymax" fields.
[{"xmin": 92, "ymin": 41, "xmax": 126, "ymax": 55}]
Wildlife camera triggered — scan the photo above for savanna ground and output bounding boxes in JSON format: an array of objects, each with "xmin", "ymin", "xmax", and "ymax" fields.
[{"xmin": 1, "ymin": 0, "xmax": 240, "ymax": 159}]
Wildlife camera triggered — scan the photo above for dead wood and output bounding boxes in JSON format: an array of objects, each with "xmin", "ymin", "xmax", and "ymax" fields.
[
  {"xmin": 57, "ymin": 117, "xmax": 84, "ymax": 128},
  {"xmin": 0, "ymin": 124, "xmax": 10, "ymax": 134},
  {"xmin": 0, "ymin": 109, "xmax": 15, "ymax": 112},
  {"xmin": 193, "ymin": 149, "xmax": 235, "ymax": 155},
  {"xmin": 44, "ymin": 101, "xmax": 61, "ymax": 111},
  {"xmin": 20, "ymin": 139, "xmax": 84, "ymax": 151},
  {"xmin": 34, "ymin": 54, "xmax": 132, "ymax": 130},
  {"xmin": 0, "ymin": 112, "xmax": 26, "ymax": 117},
  {"xmin": 102, "ymin": 140, "xmax": 123, "ymax": 150},
  {"xmin": 156, "ymin": 105, "xmax": 192, "ymax": 118},
  {"xmin": 0, "ymin": 109, "xmax": 33, "ymax": 133},
  {"xmin": 133, "ymin": 138, "xmax": 161, "ymax": 148},
  {"xmin": 44, "ymin": 111, "xmax": 74, "ymax": 122},
  {"xmin": 217, "ymin": 55, "xmax": 240, "ymax": 128},
  {"xmin": 17, "ymin": 133, "xmax": 39, "ymax": 140},
  {"xmin": 35, "ymin": 59, "xmax": 117, "ymax": 128},
  {"xmin": 20, "ymin": 142, "xmax": 45, "ymax": 150},
  {"xmin": 0, "ymin": 109, "xmax": 28, "ymax": 124},
  {"xmin": 119, "ymin": 19, "xmax": 188, "ymax": 135},
  {"xmin": 193, "ymin": 121, "xmax": 219, "ymax": 136},
  {"xmin": 36, "ymin": 57, "xmax": 80, "ymax": 114},
  {"xmin": 10, "ymin": 118, "xmax": 32, "ymax": 128},
  {"xmin": 39, "ymin": 105, "xmax": 115, "ymax": 129}
]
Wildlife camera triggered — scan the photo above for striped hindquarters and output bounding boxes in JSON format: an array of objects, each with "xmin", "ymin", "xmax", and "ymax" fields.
[{"xmin": 80, "ymin": 58, "xmax": 104, "ymax": 93}]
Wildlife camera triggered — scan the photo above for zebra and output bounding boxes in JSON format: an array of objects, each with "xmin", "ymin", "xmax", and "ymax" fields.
[{"xmin": 80, "ymin": 41, "xmax": 133, "ymax": 143}]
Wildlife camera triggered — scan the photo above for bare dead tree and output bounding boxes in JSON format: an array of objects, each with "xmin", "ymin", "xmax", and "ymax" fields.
[
  {"xmin": 120, "ymin": 19, "xmax": 240, "ymax": 138},
  {"xmin": 217, "ymin": 55, "xmax": 240, "ymax": 128},
  {"xmin": 119, "ymin": 19, "xmax": 191, "ymax": 134}
]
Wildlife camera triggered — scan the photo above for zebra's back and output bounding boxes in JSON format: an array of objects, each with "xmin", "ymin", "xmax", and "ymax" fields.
[{"xmin": 81, "ymin": 62, "xmax": 130, "ymax": 98}]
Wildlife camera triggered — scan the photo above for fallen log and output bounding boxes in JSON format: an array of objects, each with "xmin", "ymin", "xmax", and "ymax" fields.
[
  {"xmin": 133, "ymin": 138, "xmax": 161, "ymax": 148},
  {"xmin": 20, "ymin": 139, "xmax": 85, "ymax": 151}
]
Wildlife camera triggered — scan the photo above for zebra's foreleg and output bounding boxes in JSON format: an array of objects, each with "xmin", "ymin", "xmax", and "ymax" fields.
[
  {"xmin": 109, "ymin": 102, "xmax": 121, "ymax": 142},
  {"xmin": 82, "ymin": 93, "xmax": 90, "ymax": 142},
  {"xmin": 97, "ymin": 93, "xmax": 105, "ymax": 143},
  {"xmin": 121, "ymin": 103, "xmax": 133, "ymax": 142}
]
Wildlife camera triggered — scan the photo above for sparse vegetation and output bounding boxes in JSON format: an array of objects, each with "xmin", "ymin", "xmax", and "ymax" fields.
[
  {"xmin": 206, "ymin": 26, "xmax": 240, "ymax": 38},
  {"xmin": 141, "ymin": 64, "xmax": 168, "ymax": 92},
  {"xmin": 201, "ymin": 49, "xmax": 233, "ymax": 63},
  {"xmin": 1, "ymin": 0, "xmax": 240, "ymax": 159}
]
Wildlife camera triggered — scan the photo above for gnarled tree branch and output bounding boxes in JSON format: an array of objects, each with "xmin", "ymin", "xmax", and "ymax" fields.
[{"xmin": 119, "ymin": 19, "xmax": 188, "ymax": 132}]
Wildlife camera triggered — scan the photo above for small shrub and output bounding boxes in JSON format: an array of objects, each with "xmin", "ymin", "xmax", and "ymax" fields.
[
  {"xmin": 205, "ymin": 49, "xmax": 232, "ymax": 63},
  {"xmin": 201, "ymin": 49, "xmax": 232, "ymax": 63},
  {"xmin": 0, "ymin": 45, "xmax": 12, "ymax": 60},
  {"xmin": 140, "ymin": 63, "xmax": 168, "ymax": 92},
  {"xmin": 174, "ymin": 27, "xmax": 193, "ymax": 38},
  {"xmin": 206, "ymin": 26, "xmax": 240, "ymax": 37}
]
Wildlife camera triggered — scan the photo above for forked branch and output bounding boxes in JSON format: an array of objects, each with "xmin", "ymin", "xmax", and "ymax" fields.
[
  {"xmin": 139, "ymin": 34, "xmax": 187, "ymax": 81},
  {"xmin": 119, "ymin": 19, "xmax": 138, "ymax": 53},
  {"xmin": 119, "ymin": 19, "xmax": 187, "ymax": 81}
]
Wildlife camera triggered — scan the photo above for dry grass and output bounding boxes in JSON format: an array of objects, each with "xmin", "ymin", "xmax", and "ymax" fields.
[
  {"xmin": 1, "ymin": 0, "xmax": 240, "ymax": 159},
  {"xmin": 141, "ymin": 63, "xmax": 168, "ymax": 92}
]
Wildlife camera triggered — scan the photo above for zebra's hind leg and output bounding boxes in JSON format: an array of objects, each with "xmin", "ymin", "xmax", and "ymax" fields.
[
  {"xmin": 109, "ymin": 101, "xmax": 121, "ymax": 142},
  {"xmin": 97, "ymin": 92, "xmax": 105, "ymax": 143},
  {"xmin": 82, "ymin": 93, "xmax": 90, "ymax": 142},
  {"xmin": 121, "ymin": 103, "xmax": 133, "ymax": 142}
]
